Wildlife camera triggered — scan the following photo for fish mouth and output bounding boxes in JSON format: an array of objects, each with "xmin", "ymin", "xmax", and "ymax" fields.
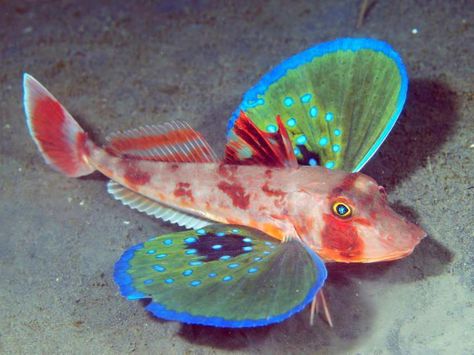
[{"xmin": 363, "ymin": 223, "xmax": 427, "ymax": 263}]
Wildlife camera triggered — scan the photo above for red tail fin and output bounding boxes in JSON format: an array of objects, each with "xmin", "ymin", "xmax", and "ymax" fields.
[{"xmin": 23, "ymin": 74, "xmax": 95, "ymax": 177}]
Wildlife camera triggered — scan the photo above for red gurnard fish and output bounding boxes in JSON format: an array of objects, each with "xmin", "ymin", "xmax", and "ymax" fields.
[
  {"xmin": 23, "ymin": 74, "xmax": 424, "ymax": 263},
  {"xmin": 23, "ymin": 38, "xmax": 427, "ymax": 328}
]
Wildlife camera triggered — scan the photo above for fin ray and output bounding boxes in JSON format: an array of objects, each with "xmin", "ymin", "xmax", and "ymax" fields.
[
  {"xmin": 23, "ymin": 73, "xmax": 95, "ymax": 177},
  {"xmin": 107, "ymin": 180, "xmax": 212, "ymax": 229},
  {"xmin": 105, "ymin": 122, "xmax": 218, "ymax": 163},
  {"xmin": 224, "ymin": 111, "xmax": 298, "ymax": 168},
  {"xmin": 114, "ymin": 224, "xmax": 327, "ymax": 327},
  {"xmin": 226, "ymin": 38, "xmax": 408, "ymax": 172}
]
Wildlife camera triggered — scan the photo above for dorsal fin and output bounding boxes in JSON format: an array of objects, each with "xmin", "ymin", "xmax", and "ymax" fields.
[
  {"xmin": 107, "ymin": 180, "xmax": 212, "ymax": 230},
  {"xmin": 224, "ymin": 111, "xmax": 298, "ymax": 168},
  {"xmin": 105, "ymin": 121, "xmax": 218, "ymax": 163}
]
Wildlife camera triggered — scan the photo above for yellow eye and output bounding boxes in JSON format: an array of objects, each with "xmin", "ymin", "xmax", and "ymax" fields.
[{"xmin": 332, "ymin": 202, "xmax": 352, "ymax": 218}]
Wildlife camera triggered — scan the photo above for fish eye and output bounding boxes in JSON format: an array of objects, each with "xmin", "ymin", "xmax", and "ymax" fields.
[{"xmin": 332, "ymin": 201, "xmax": 352, "ymax": 218}]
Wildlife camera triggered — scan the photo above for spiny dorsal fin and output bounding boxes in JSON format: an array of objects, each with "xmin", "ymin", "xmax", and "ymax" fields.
[
  {"xmin": 107, "ymin": 180, "xmax": 212, "ymax": 230},
  {"xmin": 224, "ymin": 111, "xmax": 298, "ymax": 168},
  {"xmin": 105, "ymin": 121, "xmax": 218, "ymax": 163}
]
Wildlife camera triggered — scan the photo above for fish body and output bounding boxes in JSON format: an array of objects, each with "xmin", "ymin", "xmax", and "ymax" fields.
[
  {"xmin": 24, "ymin": 38, "xmax": 426, "ymax": 328},
  {"xmin": 88, "ymin": 142, "xmax": 423, "ymax": 263}
]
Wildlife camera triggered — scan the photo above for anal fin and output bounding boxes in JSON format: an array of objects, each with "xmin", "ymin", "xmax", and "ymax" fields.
[{"xmin": 107, "ymin": 180, "xmax": 212, "ymax": 230}]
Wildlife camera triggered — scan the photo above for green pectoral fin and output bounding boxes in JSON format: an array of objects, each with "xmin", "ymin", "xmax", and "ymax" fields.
[
  {"xmin": 114, "ymin": 224, "xmax": 327, "ymax": 328},
  {"xmin": 226, "ymin": 38, "xmax": 408, "ymax": 172}
]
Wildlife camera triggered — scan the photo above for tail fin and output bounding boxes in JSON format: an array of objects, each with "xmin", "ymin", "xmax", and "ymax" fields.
[{"xmin": 23, "ymin": 73, "xmax": 95, "ymax": 177}]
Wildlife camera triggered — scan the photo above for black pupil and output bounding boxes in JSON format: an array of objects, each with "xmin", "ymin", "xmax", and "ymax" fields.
[{"xmin": 337, "ymin": 204, "xmax": 348, "ymax": 215}]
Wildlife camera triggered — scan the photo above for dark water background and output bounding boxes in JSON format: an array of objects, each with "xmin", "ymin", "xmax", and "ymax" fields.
[{"xmin": 0, "ymin": 1, "xmax": 472, "ymax": 353}]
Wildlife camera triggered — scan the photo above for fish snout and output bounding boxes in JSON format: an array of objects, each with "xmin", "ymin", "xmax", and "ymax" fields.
[{"xmin": 378, "ymin": 209, "xmax": 426, "ymax": 259}]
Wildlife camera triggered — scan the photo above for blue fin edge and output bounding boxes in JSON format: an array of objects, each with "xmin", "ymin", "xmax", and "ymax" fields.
[
  {"xmin": 225, "ymin": 37, "xmax": 408, "ymax": 172},
  {"xmin": 114, "ymin": 240, "xmax": 327, "ymax": 328}
]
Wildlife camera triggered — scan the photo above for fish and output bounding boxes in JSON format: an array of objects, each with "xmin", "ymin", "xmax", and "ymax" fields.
[{"xmin": 23, "ymin": 38, "xmax": 426, "ymax": 328}]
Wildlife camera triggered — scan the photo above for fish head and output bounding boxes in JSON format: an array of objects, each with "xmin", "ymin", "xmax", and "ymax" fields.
[{"xmin": 315, "ymin": 172, "xmax": 426, "ymax": 263}]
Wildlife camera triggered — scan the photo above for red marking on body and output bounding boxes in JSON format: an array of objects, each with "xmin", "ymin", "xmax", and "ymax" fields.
[
  {"xmin": 217, "ymin": 181, "xmax": 250, "ymax": 210},
  {"xmin": 169, "ymin": 163, "xmax": 180, "ymax": 172},
  {"xmin": 225, "ymin": 217, "xmax": 243, "ymax": 225},
  {"xmin": 370, "ymin": 210, "xmax": 377, "ymax": 220},
  {"xmin": 122, "ymin": 160, "xmax": 151, "ymax": 190},
  {"xmin": 218, "ymin": 164, "xmax": 238, "ymax": 180},
  {"xmin": 264, "ymin": 169, "xmax": 272, "ymax": 178},
  {"xmin": 262, "ymin": 182, "xmax": 286, "ymax": 208},
  {"xmin": 174, "ymin": 182, "xmax": 194, "ymax": 202},
  {"xmin": 329, "ymin": 173, "xmax": 359, "ymax": 199},
  {"xmin": 262, "ymin": 223, "xmax": 285, "ymax": 240},
  {"xmin": 353, "ymin": 217, "xmax": 372, "ymax": 226},
  {"xmin": 320, "ymin": 213, "xmax": 364, "ymax": 261}
]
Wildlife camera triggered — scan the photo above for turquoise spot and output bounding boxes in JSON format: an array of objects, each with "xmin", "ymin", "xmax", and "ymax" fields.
[
  {"xmin": 309, "ymin": 106, "xmax": 318, "ymax": 118},
  {"xmin": 300, "ymin": 93, "xmax": 312, "ymax": 103},
  {"xmin": 264, "ymin": 241, "xmax": 273, "ymax": 246},
  {"xmin": 334, "ymin": 129, "xmax": 341, "ymax": 136},
  {"xmin": 283, "ymin": 97, "xmax": 294, "ymax": 107},
  {"xmin": 296, "ymin": 135, "xmax": 307, "ymax": 145},
  {"xmin": 183, "ymin": 269, "xmax": 193, "ymax": 276},
  {"xmin": 332, "ymin": 144, "xmax": 341, "ymax": 153},
  {"xmin": 245, "ymin": 99, "xmax": 260, "ymax": 108},
  {"xmin": 184, "ymin": 237, "xmax": 197, "ymax": 244},
  {"xmin": 243, "ymin": 246, "xmax": 253, "ymax": 251},
  {"xmin": 208, "ymin": 272, "xmax": 217, "ymax": 278},
  {"xmin": 222, "ymin": 276, "xmax": 233, "ymax": 282},
  {"xmin": 319, "ymin": 137, "xmax": 328, "ymax": 146},
  {"xmin": 266, "ymin": 124, "xmax": 277, "ymax": 133},
  {"xmin": 293, "ymin": 147, "xmax": 301, "ymax": 155},
  {"xmin": 155, "ymin": 253, "xmax": 167, "ymax": 259},
  {"xmin": 309, "ymin": 158, "xmax": 317, "ymax": 166},
  {"xmin": 231, "ymin": 228, "xmax": 240, "ymax": 233},
  {"xmin": 325, "ymin": 161, "xmax": 335, "ymax": 169},
  {"xmin": 146, "ymin": 249, "xmax": 156, "ymax": 255},
  {"xmin": 228, "ymin": 263, "xmax": 240, "ymax": 269},
  {"xmin": 219, "ymin": 255, "xmax": 231, "ymax": 261},
  {"xmin": 163, "ymin": 239, "xmax": 173, "ymax": 246},
  {"xmin": 216, "ymin": 232, "xmax": 225, "ymax": 237},
  {"xmin": 189, "ymin": 280, "xmax": 201, "ymax": 287},
  {"xmin": 254, "ymin": 257, "xmax": 263, "ymax": 262},
  {"xmin": 256, "ymin": 98, "xmax": 264, "ymax": 105},
  {"xmin": 164, "ymin": 278, "xmax": 174, "ymax": 284},
  {"xmin": 144, "ymin": 279, "xmax": 154, "ymax": 285},
  {"xmin": 152, "ymin": 265, "xmax": 166, "ymax": 272},
  {"xmin": 325, "ymin": 112, "xmax": 334, "ymax": 121},
  {"xmin": 212, "ymin": 244, "xmax": 222, "ymax": 250},
  {"xmin": 189, "ymin": 261, "xmax": 203, "ymax": 266},
  {"xmin": 196, "ymin": 229, "xmax": 206, "ymax": 235},
  {"xmin": 287, "ymin": 117, "xmax": 297, "ymax": 127},
  {"xmin": 185, "ymin": 249, "xmax": 197, "ymax": 255},
  {"xmin": 263, "ymin": 251, "xmax": 271, "ymax": 255},
  {"xmin": 243, "ymin": 237, "xmax": 252, "ymax": 243},
  {"xmin": 248, "ymin": 267, "xmax": 258, "ymax": 274}
]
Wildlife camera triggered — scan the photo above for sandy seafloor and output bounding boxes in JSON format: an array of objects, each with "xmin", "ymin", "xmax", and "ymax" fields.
[{"xmin": 0, "ymin": 0, "xmax": 473, "ymax": 354}]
